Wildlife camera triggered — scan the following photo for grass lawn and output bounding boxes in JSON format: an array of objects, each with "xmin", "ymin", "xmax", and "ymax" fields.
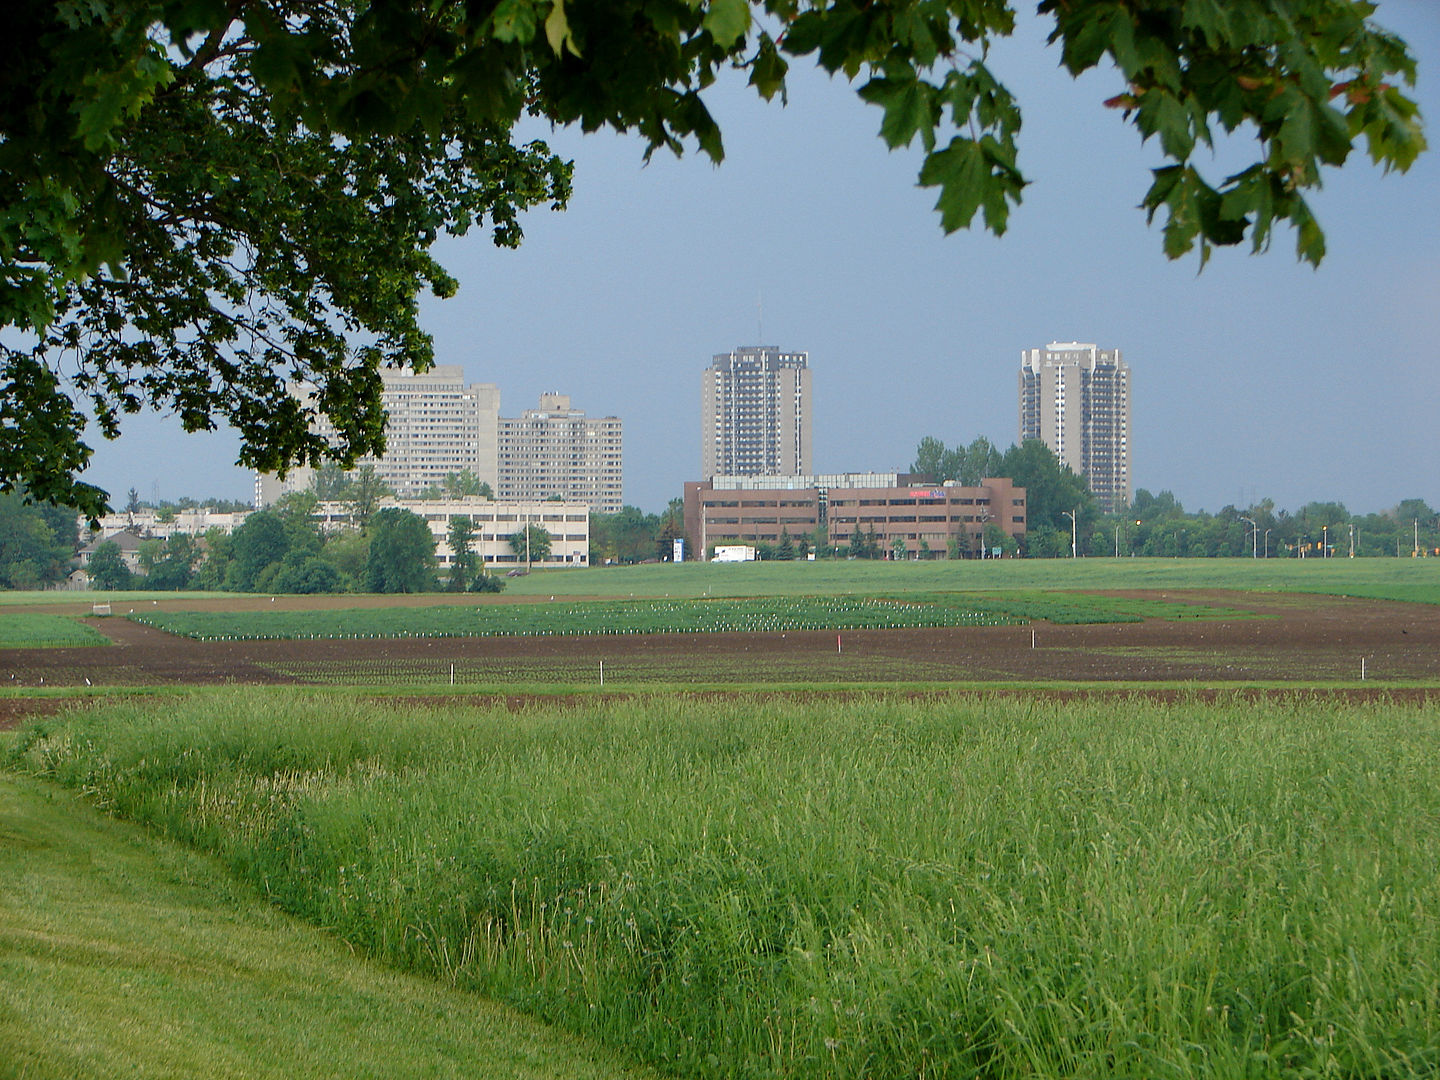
[
  {"xmin": 497, "ymin": 555, "xmax": 1440, "ymax": 603},
  {"xmin": 0, "ymin": 769, "xmax": 663, "ymax": 1080}
]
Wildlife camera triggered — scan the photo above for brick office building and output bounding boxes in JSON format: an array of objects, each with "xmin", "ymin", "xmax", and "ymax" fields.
[{"xmin": 684, "ymin": 475, "xmax": 1026, "ymax": 559}]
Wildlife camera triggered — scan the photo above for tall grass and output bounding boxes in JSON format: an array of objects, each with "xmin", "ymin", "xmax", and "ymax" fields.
[{"xmin": 11, "ymin": 690, "xmax": 1440, "ymax": 1078}]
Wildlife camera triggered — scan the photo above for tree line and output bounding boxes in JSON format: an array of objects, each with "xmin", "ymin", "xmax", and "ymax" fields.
[
  {"xmin": 82, "ymin": 493, "xmax": 553, "ymax": 594},
  {"xmin": 912, "ymin": 435, "xmax": 1440, "ymax": 559}
]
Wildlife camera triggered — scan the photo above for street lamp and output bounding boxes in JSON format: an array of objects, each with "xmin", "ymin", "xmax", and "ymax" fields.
[
  {"xmin": 1264, "ymin": 528, "xmax": 1271, "ymax": 559},
  {"xmin": 1239, "ymin": 515, "xmax": 1258, "ymax": 559},
  {"xmin": 1114, "ymin": 522, "xmax": 1121, "ymax": 558},
  {"xmin": 1062, "ymin": 509, "xmax": 1077, "ymax": 558}
]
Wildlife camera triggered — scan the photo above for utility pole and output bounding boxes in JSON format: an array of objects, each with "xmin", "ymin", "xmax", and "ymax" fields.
[
  {"xmin": 1062, "ymin": 509, "xmax": 1077, "ymax": 558},
  {"xmin": 1239, "ymin": 515, "xmax": 1257, "ymax": 559}
]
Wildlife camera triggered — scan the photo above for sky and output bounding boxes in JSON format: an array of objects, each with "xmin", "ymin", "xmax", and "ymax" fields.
[{"xmin": 79, "ymin": 1, "xmax": 1440, "ymax": 517}]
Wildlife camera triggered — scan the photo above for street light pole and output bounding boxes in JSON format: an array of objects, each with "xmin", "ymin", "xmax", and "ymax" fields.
[
  {"xmin": 1062, "ymin": 509, "xmax": 1077, "ymax": 558},
  {"xmin": 1264, "ymin": 528, "xmax": 1271, "ymax": 559},
  {"xmin": 1114, "ymin": 522, "xmax": 1121, "ymax": 558},
  {"xmin": 1239, "ymin": 515, "xmax": 1257, "ymax": 559}
]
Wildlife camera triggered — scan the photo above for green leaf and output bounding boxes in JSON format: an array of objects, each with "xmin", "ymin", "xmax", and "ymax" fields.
[
  {"xmin": 1136, "ymin": 89, "xmax": 1195, "ymax": 159},
  {"xmin": 858, "ymin": 75, "xmax": 936, "ymax": 151},
  {"xmin": 919, "ymin": 138, "xmax": 990, "ymax": 234},
  {"xmin": 491, "ymin": 0, "xmax": 539, "ymax": 44},
  {"xmin": 703, "ymin": 0, "xmax": 751, "ymax": 50},
  {"xmin": 748, "ymin": 35, "xmax": 788, "ymax": 102},
  {"xmin": 544, "ymin": 0, "xmax": 580, "ymax": 57}
]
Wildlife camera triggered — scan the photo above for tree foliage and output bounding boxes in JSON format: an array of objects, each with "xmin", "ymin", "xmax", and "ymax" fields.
[
  {"xmin": 446, "ymin": 514, "xmax": 478, "ymax": 591},
  {"xmin": 365, "ymin": 508, "xmax": 437, "ymax": 592},
  {"xmin": 85, "ymin": 539, "xmax": 132, "ymax": 590},
  {"xmin": 912, "ymin": 435, "xmax": 1003, "ymax": 486},
  {"xmin": 1, "ymin": 0, "xmax": 1424, "ymax": 517},
  {"xmin": 509, "ymin": 524, "xmax": 553, "ymax": 565},
  {"xmin": 0, "ymin": 490, "xmax": 77, "ymax": 588}
]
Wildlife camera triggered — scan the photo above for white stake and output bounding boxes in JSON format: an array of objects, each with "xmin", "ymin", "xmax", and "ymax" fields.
[
  {"xmin": 1361, "ymin": 657, "xmax": 1366, "ymax": 681},
  {"xmin": 1032, "ymin": 628, "xmax": 1036, "ymax": 649},
  {"xmin": 600, "ymin": 659, "xmax": 604, "ymax": 687},
  {"xmin": 450, "ymin": 663, "xmax": 455, "ymax": 686}
]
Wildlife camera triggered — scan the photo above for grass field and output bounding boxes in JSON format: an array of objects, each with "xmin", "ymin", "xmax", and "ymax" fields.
[
  {"xmin": 491, "ymin": 556, "xmax": 1440, "ymax": 604},
  {"xmin": 124, "ymin": 590, "xmax": 1250, "ymax": 642},
  {"xmin": 4, "ymin": 557, "xmax": 1439, "ymax": 614},
  {"xmin": 0, "ymin": 771, "xmax": 661, "ymax": 1080},
  {"xmin": 11, "ymin": 688, "xmax": 1439, "ymax": 1080},
  {"xmin": 0, "ymin": 613, "xmax": 109, "ymax": 648}
]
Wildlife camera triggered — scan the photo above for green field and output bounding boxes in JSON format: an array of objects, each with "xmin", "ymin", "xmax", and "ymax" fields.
[
  {"xmin": 0, "ymin": 612, "xmax": 109, "ymax": 648},
  {"xmin": 11, "ymin": 689, "xmax": 1439, "ymax": 1080},
  {"xmin": 494, "ymin": 556, "xmax": 1440, "ymax": 604},
  {"xmin": 4, "ymin": 557, "xmax": 1439, "ymax": 615},
  {"xmin": 126, "ymin": 591, "xmax": 1249, "ymax": 642}
]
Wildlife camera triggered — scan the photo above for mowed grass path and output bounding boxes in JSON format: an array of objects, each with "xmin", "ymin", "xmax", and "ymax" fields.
[
  {"xmin": 0, "ymin": 770, "xmax": 663, "ymax": 1080},
  {"xmin": 11, "ymin": 689, "xmax": 1440, "ymax": 1080}
]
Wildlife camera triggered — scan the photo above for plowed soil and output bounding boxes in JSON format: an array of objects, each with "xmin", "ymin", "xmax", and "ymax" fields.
[{"xmin": 4, "ymin": 590, "xmax": 1438, "ymax": 728}]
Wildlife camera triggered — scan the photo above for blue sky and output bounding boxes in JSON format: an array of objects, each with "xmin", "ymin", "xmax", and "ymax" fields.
[{"xmin": 81, "ymin": 1, "xmax": 1440, "ymax": 516}]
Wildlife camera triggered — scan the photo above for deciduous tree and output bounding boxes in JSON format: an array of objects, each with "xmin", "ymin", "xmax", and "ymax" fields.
[
  {"xmin": 365, "ymin": 508, "xmax": 436, "ymax": 593},
  {"xmin": 86, "ymin": 540, "xmax": 132, "ymax": 590},
  {"xmin": 2, "ymin": 0, "xmax": 1424, "ymax": 517},
  {"xmin": 509, "ymin": 524, "xmax": 552, "ymax": 566},
  {"xmin": 446, "ymin": 515, "xmax": 478, "ymax": 592}
]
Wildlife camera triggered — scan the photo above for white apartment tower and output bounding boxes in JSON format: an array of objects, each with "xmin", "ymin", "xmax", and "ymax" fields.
[
  {"xmin": 260, "ymin": 366, "xmax": 501, "ymax": 502},
  {"xmin": 497, "ymin": 393, "xmax": 624, "ymax": 514},
  {"xmin": 701, "ymin": 346, "xmax": 812, "ymax": 478},
  {"xmin": 1019, "ymin": 342, "xmax": 1131, "ymax": 512}
]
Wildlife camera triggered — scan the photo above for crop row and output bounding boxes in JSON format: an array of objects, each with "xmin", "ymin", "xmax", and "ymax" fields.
[
  {"xmin": 0, "ymin": 613, "xmax": 110, "ymax": 649},
  {"xmin": 120, "ymin": 592, "xmax": 1179, "ymax": 642},
  {"xmin": 129, "ymin": 595, "xmax": 1029, "ymax": 641}
]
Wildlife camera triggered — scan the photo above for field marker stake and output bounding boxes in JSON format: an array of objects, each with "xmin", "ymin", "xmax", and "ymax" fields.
[
  {"xmin": 837, "ymin": 632, "xmax": 842, "ymax": 655},
  {"xmin": 599, "ymin": 660, "xmax": 604, "ymax": 687},
  {"xmin": 1032, "ymin": 628, "xmax": 1036, "ymax": 649},
  {"xmin": 1361, "ymin": 657, "xmax": 1366, "ymax": 680},
  {"xmin": 450, "ymin": 663, "xmax": 455, "ymax": 686}
]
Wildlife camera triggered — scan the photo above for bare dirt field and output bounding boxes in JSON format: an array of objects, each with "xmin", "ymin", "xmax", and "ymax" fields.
[{"xmin": 3, "ymin": 591, "xmax": 1438, "ymax": 729}]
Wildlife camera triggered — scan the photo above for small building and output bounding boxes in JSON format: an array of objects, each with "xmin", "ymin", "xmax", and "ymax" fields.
[
  {"xmin": 312, "ymin": 497, "xmax": 590, "ymax": 568},
  {"xmin": 76, "ymin": 529, "xmax": 147, "ymax": 574}
]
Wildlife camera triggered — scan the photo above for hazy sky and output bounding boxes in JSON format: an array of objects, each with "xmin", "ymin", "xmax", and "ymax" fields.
[{"xmin": 81, "ymin": 1, "xmax": 1440, "ymax": 516}]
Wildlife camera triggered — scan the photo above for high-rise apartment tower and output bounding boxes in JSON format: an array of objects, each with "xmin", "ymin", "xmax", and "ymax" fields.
[
  {"xmin": 701, "ymin": 346, "xmax": 812, "ymax": 478},
  {"xmin": 273, "ymin": 365, "xmax": 500, "ymax": 500},
  {"xmin": 498, "ymin": 393, "xmax": 624, "ymax": 514},
  {"xmin": 1018, "ymin": 342, "xmax": 1131, "ymax": 512}
]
